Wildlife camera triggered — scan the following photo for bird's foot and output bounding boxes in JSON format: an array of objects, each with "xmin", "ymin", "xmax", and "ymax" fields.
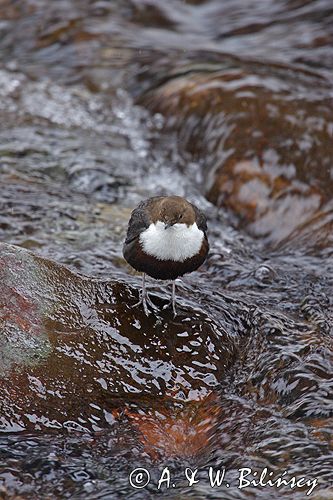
[
  {"xmin": 134, "ymin": 290, "xmax": 159, "ymax": 316},
  {"xmin": 162, "ymin": 300, "xmax": 177, "ymax": 317}
]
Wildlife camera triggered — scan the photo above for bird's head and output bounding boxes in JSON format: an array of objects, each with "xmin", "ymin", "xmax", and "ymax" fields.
[{"xmin": 154, "ymin": 197, "xmax": 195, "ymax": 229}]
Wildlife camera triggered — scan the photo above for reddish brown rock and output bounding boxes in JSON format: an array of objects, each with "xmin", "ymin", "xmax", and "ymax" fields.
[
  {"xmin": 0, "ymin": 242, "xmax": 235, "ymax": 444},
  {"xmin": 141, "ymin": 66, "xmax": 333, "ymax": 247}
]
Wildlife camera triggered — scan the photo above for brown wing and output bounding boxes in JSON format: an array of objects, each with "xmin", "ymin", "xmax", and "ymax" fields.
[
  {"xmin": 191, "ymin": 203, "xmax": 208, "ymax": 233},
  {"xmin": 124, "ymin": 197, "xmax": 164, "ymax": 244}
]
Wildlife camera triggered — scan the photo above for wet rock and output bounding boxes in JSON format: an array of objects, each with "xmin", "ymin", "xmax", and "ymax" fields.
[
  {"xmin": 0, "ymin": 0, "xmax": 333, "ymax": 496},
  {"xmin": 276, "ymin": 204, "xmax": 333, "ymax": 255},
  {"xmin": 127, "ymin": 1, "xmax": 176, "ymax": 29},
  {"xmin": 0, "ymin": 242, "xmax": 235, "ymax": 436},
  {"xmin": 301, "ymin": 293, "xmax": 332, "ymax": 335},
  {"xmin": 239, "ymin": 312, "xmax": 333, "ymax": 419},
  {"xmin": 68, "ymin": 164, "xmax": 128, "ymax": 201},
  {"xmin": 254, "ymin": 264, "xmax": 276, "ymax": 284},
  {"xmin": 140, "ymin": 61, "xmax": 333, "ymax": 248},
  {"xmin": 123, "ymin": 392, "xmax": 221, "ymax": 460}
]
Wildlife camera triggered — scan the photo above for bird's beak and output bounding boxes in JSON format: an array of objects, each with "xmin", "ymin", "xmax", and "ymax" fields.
[{"xmin": 164, "ymin": 221, "xmax": 176, "ymax": 229}]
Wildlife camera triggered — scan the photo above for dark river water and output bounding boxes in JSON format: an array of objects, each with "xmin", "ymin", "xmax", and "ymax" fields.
[{"xmin": 0, "ymin": 1, "xmax": 332, "ymax": 499}]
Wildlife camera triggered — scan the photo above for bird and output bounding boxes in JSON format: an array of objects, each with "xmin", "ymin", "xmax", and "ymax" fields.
[{"xmin": 123, "ymin": 195, "xmax": 209, "ymax": 316}]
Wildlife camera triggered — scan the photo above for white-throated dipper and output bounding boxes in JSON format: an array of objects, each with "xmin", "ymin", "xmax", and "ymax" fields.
[{"xmin": 123, "ymin": 195, "xmax": 209, "ymax": 315}]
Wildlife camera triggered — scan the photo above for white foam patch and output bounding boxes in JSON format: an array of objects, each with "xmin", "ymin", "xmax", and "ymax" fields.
[{"xmin": 139, "ymin": 221, "xmax": 204, "ymax": 262}]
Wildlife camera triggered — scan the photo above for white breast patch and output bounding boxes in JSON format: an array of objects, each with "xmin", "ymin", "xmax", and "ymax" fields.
[{"xmin": 139, "ymin": 221, "xmax": 204, "ymax": 262}]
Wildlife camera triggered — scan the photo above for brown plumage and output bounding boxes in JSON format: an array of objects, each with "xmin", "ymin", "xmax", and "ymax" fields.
[{"xmin": 123, "ymin": 196, "xmax": 209, "ymax": 315}]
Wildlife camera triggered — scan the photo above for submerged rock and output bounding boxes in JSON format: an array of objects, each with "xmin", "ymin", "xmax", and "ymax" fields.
[
  {"xmin": 0, "ymin": 0, "xmax": 332, "ymax": 494},
  {"xmin": 0, "ymin": 242, "xmax": 235, "ymax": 442},
  {"xmin": 140, "ymin": 59, "xmax": 333, "ymax": 249}
]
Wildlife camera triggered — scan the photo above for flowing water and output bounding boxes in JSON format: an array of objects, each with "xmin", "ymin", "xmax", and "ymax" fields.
[{"xmin": 0, "ymin": 1, "xmax": 332, "ymax": 499}]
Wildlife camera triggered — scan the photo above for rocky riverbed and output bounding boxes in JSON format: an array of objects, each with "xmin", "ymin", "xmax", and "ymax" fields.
[{"xmin": 0, "ymin": 1, "xmax": 332, "ymax": 498}]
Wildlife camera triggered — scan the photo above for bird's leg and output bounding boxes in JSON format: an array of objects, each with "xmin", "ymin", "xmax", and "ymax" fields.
[
  {"xmin": 162, "ymin": 280, "xmax": 177, "ymax": 317},
  {"xmin": 133, "ymin": 273, "xmax": 158, "ymax": 315},
  {"xmin": 171, "ymin": 280, "xmax": 177, "ymax": 317}
]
